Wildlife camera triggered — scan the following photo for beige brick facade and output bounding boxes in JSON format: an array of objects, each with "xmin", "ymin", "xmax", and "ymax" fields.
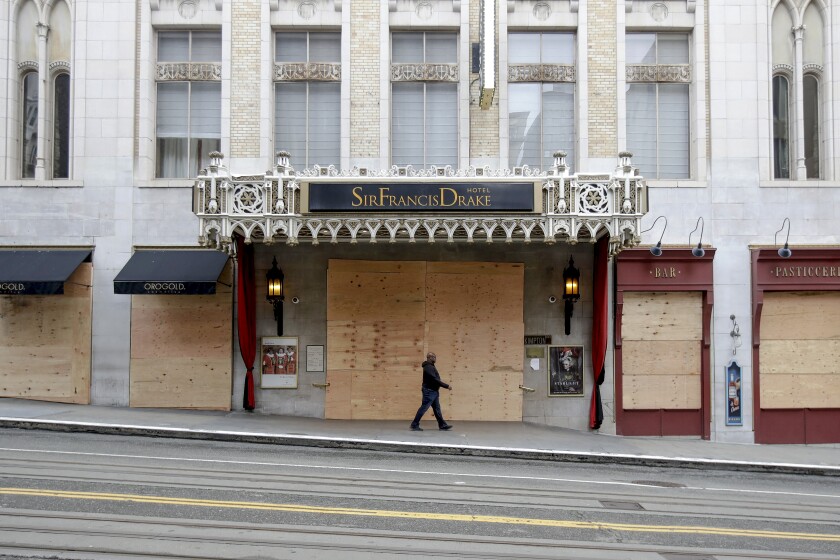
[
  {"xmin": 230, "ymin": 0, "xmax": 261, "ymax": 158},
  {"xmin": 469, "ymin": 0, "xmax": 500, "ymax": 160},
  {"xmin": 350, "ymin": 0, "xmax": 380, "ymax": 159},
  {"xmin": 587, "ymin": 0, "xmax": 617, "ymax": 157}
]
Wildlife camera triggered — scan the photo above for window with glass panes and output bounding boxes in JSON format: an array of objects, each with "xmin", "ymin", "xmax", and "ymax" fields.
[
  {"xmin": 625, "ymin": 33, "xmax": 690, "ymax": 179},
  {"xmin": 391, "ymin": 32, "xmax": 457, "ymax": 169},
  {"xmin": 771, "ymin": 3, "xmax": 823, "ymax": 179},
  {"xmin": 155, "ymin": 31, "xmax": 221, "ymax": 178},
  {"xmin": 508, "ymin": 32, "xmax": 575, "ymax": 170},
  {"xmin": 274, "ymin": 32, "xmax": 341, "ymax": 170}
]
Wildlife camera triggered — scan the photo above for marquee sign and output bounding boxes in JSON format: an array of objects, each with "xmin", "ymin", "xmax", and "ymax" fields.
[{"xmin": 308, "ymin": 182, "xmax": 535, "ymax": 212}]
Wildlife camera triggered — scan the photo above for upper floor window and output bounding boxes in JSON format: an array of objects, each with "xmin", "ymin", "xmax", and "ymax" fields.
[
  {"xmin": 771, "ymin": 3, "xmax": 824, "ymax": 179},
  {"xmin": 508, "ymin": 32, "xmax": 575, "ymax": 171},
  {"xmin": 625, "ymin": 33, "xmax": 690, "ymax": 179},
  {"xmin": 391, "ymin": 32, "xmax": 458, "ymax": 169},
  {"xmin": 16, "ymin": 0, "xmax": 72, "ymax": 179},
  {"xmin": 155, "ymin": 31, "xmax": 222, "ymax": 178},
  {"xmin": 274, "ymin": 32, "xmax": 341, "ymax": 170}
]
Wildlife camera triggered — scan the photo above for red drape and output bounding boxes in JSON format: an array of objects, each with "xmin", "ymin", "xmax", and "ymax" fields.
[
  {"xmin": 589, "ymin": 236, "xmax": 609, "ymax": 429},
  {"xmin": 236, "ymin": 236, "xmax": 257, "ymax": 410}
]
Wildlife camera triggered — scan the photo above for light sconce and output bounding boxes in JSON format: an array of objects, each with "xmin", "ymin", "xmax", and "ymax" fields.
[
  {"xmin": 775, "ymin": 218, "xmax": 792, "ymax": 258},
  {"xmin": 266, "ymin": 257, "xmax": 285, "ymax": 336},
  {"xmin": 562, "ymin": 256, "xmax": 580, "ymax": 336},
  {"xmin": 641, "ymin": 215, "xmax": 668, "ymax": 257},
  {"xmin": 689, "ymin": 217, "xmax": 705, "ymax": 257}
]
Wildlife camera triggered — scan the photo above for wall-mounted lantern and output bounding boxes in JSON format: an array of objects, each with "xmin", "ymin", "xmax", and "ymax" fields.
[
  {"xmin": 266, "ymin": 257, "xmax": 284, "ymax": 336},
  {"xmin": 562, "ymin": 256, "xmax": 580, "ymax": 335}
]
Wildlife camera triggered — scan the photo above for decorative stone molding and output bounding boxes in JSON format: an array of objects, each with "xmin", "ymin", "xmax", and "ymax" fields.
[
  {"xmin": 391, "ymin": 63, "xmax": 459, "ymax": 82},
  {"xmin": 193, "ymin": 154, "xmax": 648, "ymax": 258},
  {"xmin": 156, "ymin": 62, "xmax": 222, "ymax": 81},
  {"xmin": 274, "ymin": 63, "xmax": 341, "ymax": 81},
  {"xmin": 49, "ymin": 60, "xmax": 71, "ymax": 74},
  {"xmin": 803, "ymin": 63, "xmax": 823, "ymax": 76},
  {"xmin": 626, "ymin": 64, "xmax": 691, "ymax": 83},
  {"xmin": 18, "ymin": 60, "xmax": 39, "ymax": 72},
  {"xmin": 773, "ymin": 63, "xmax": 794, "ymax": 76},
  {"xmin": 152, "ymin": 0, "xmax": 222, "ymax": 11},
  {"xmin": 509, "ymin": 64, "xmax": 575, "ymax": 83}
]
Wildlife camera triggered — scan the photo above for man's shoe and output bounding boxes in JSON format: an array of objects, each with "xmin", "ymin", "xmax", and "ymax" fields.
[
  {"xmin": 439, "ymin": 424, "xmax": 453, "ymax": 431},
  {"xmin": 410, "ymin": 426, "xmax": 423, "ymax": 431}
]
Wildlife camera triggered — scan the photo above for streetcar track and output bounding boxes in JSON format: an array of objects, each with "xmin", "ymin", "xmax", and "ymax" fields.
[
  {"xmin": 0, "ymin": 462, "xmax": 838, "ymax": 524},
  {"xmin": 2, "ymin": 459, "xmax": 839, "ymax": 527},
  {"xmin": 1, "ymin": 509, "xmax": 837, "ymax": 560}
]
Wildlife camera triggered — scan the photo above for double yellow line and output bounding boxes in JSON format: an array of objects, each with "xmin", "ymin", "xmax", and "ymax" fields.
[{"xmin": 3, "ymin": 487, "xmax": 839, "ymax": 543}]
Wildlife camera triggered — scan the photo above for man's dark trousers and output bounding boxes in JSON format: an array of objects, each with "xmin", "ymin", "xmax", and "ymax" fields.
[{"xmin": 410, "ymin": 387, "xmax": 448, "ymax": 428}]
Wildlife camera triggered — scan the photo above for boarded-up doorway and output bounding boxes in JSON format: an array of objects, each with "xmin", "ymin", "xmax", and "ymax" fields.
[
  {"xmin": 325, "ymin": 260, "xmax": 523, "ymax": 421},
  {"xmin": 619, "ymin": 291, "xmax": 703, "ymax": 435}
]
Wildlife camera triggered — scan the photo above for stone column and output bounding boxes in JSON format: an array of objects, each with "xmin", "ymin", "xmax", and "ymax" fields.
[
  {"xmin": 230, "ymin": 0, "xmax": 261, "ymax": 162},
  {"xmin": 350, "ymin": 0, "xmax": 381, "ymax": 166},
  {"xmin": 35, "ymin": 23, "xmax": 49, "ymax": 180},
  {"xmin": 792, "ymin": 24, "xmax": 807, "ymax": 180}
]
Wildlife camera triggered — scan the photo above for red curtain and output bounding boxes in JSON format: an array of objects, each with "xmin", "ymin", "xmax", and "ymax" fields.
[
  {"xmin": 589, "ymin": 236, "xmax": 609, "ymax": 429},
  {"xmin": 236, "ymin": 236, "xmax": 257, "ymax": 410}
]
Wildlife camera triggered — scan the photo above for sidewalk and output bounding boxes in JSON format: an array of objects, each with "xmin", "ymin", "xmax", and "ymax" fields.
[{"xmin": 1, "ymin": 398, "xmax": 839, "ymax": 476}]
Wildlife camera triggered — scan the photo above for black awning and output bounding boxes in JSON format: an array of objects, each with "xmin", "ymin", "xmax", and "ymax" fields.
[
  {"xmin": 114, "ymin": 250, "xmax": 229, "ymax": 295},
  {"xmin": 0, "ymin": 250, "xmax": 92, "ymax": 295}
]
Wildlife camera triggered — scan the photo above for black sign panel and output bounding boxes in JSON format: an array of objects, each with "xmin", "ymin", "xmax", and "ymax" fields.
[
  {"xmin": 0, "ymin": 250, "xmax": 91, "ymax": 295},
  {"xmin": 308, "ymin": 182, "xmax": 535, "ymax": 212},
  {"xmin": 114, "ymin": 250, "xmax": 228, "ymax": 295},
  {"xmin": 524, "ymin": 335, "xmax": 552, "ymax": 345}
]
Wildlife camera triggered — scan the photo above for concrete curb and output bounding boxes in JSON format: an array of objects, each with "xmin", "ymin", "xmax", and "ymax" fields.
[{"xmin": 3, "ymin": 417, "xmax": 839, "ymax": 477}]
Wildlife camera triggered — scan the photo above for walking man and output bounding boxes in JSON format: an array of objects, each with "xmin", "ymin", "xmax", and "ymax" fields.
[{"xmin": 410, "ymin": 352, "xmax": 453, "ymax": 431}]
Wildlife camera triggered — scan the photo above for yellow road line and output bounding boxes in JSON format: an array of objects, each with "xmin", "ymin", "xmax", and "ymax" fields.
[{"xmin": 2, "ymin": 487, "xmax": 839, "ymax": 543}]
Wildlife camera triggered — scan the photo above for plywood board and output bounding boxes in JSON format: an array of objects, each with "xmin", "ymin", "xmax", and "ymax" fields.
[
  {"xmin": 760, "ymin": 373, "xmax": 840, "ymax": 409},
  {"xmin": 324, "ymin": 369, "xmax": 353, "ymax": 419},
  {"xmin": 327, "ymin": 320, "xmax": 424, "ymax": 371},
  {"xmin": 0, "ymin": 263, "xmax": 92, "ymax": 404},
  {"xmin": 130, "ymin": 266, "xmax": 232, "ymax": 410},
  {"xmin": 621, "ymin": 292, "xmax": 702, "ymax": 341},
  {"xmin": 622, "ymin": 340, "xmax": 700, "ymax": 376},
  {"xmin": 426, "ymin": 268, "xmax": 523, "ymax": 323},
  {"xmin": 760, "ymin": 340, "xmax": 840, "ymax": 375},
  {"xmin": 129, "ymin": 357, "xmax": 231, "ymax": 409},
  {"xmin": 325, "ymin": 259, "xmax": 524, "ymax": 421},
  {"xmin": 761, "ymin": 292, "xmax": 840, "ymax": 340},
  {"xmin": 623, "ymin": 374, "xmax": 701, "ymax": 410},
  {"xmin": 327, "ymin": 270, "xmax": 426, "ymax": 321}
]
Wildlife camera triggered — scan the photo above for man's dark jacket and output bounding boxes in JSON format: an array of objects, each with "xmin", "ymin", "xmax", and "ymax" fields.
[{"xmin": 421, "ymin": 361, "xmax": 450, "ymax": 391}]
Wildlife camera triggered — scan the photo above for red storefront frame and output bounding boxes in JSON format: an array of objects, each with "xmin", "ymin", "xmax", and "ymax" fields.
[
  {"xmin": 615, "ymin": 248, "xmax": 715, "ymax": 439},
  {"xmin": 751, "ymin": 248, "xmax": 840, "ymax": 444}
]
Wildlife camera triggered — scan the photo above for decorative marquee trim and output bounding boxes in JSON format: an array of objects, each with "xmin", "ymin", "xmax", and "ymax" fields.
[{"xmin": 193, "ymin": 155, "xmax": 648, "ymax": 259}]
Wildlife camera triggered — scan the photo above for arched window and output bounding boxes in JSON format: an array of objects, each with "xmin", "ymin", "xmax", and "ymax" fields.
[
  {"xmin": 771, "ymin": 74, "xmax": 790, "ymax": 179},
  {"xmin": 53, "ymin": 73, "xmax": 71, "ymax": 179},
  {"xmin": 21, "ymin": 71, "xmax": 39, "ymax": 178},
  {"xmin": 770, "ymin": 2, "xmax": 825, "ymax": 180},
  {"xmin": 14, "ymin": 0, "xmax": 72, "ymax": 180}
]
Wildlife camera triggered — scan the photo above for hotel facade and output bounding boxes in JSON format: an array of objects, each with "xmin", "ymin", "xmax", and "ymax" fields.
[{"xmin": 1, "ymin": 0, "xmax": 839, "ymax": 444}]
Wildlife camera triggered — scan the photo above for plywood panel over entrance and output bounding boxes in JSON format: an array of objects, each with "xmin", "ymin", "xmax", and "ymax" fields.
[
  {"xmin": 129, "ymin": 263, "xmax": 233, "ymax": 410},
  {"xmin": 760, "ymin": 292, "xmax": 840, "ymax": 409},
  {"xmin": 621, "ymin": 292, "xmax": 702, "ymax": 410},
  {"xmin": 0, "ymin": 264, "xmax": 92, "ymax": 404},
  {"xmin": 325, "ymin": 260, "xmax": 524, "ymax": 421}
]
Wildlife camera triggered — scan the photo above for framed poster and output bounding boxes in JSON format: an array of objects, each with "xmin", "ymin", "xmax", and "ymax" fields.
[
  {"xmin": 725, "ymin": 360, "xmax": 743, "ymax": 426},
  {"xmin": 260, "ymin": 336, "xmax": 299, "ymax": 389},
  {"xmin": 548, "ymin": 345, "xmax": 584, "ymax": 397}
]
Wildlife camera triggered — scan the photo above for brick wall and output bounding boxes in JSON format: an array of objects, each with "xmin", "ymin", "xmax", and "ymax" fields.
[
  {"xmin": 350, "ymin": 0, "xmax": 380, "ymax": 159},
  {"xmin": 230, "ymin": 0, "xmax": 260, "ymax": 158},
  {"xmin": 587, "ymin": 0, "xmax": 617, "ymax": 157}
]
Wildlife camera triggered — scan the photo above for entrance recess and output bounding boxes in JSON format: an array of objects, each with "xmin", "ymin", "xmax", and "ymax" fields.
[{"xmin": 325, "ymin": 260, "xmax": 524, "ymax": 421}]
